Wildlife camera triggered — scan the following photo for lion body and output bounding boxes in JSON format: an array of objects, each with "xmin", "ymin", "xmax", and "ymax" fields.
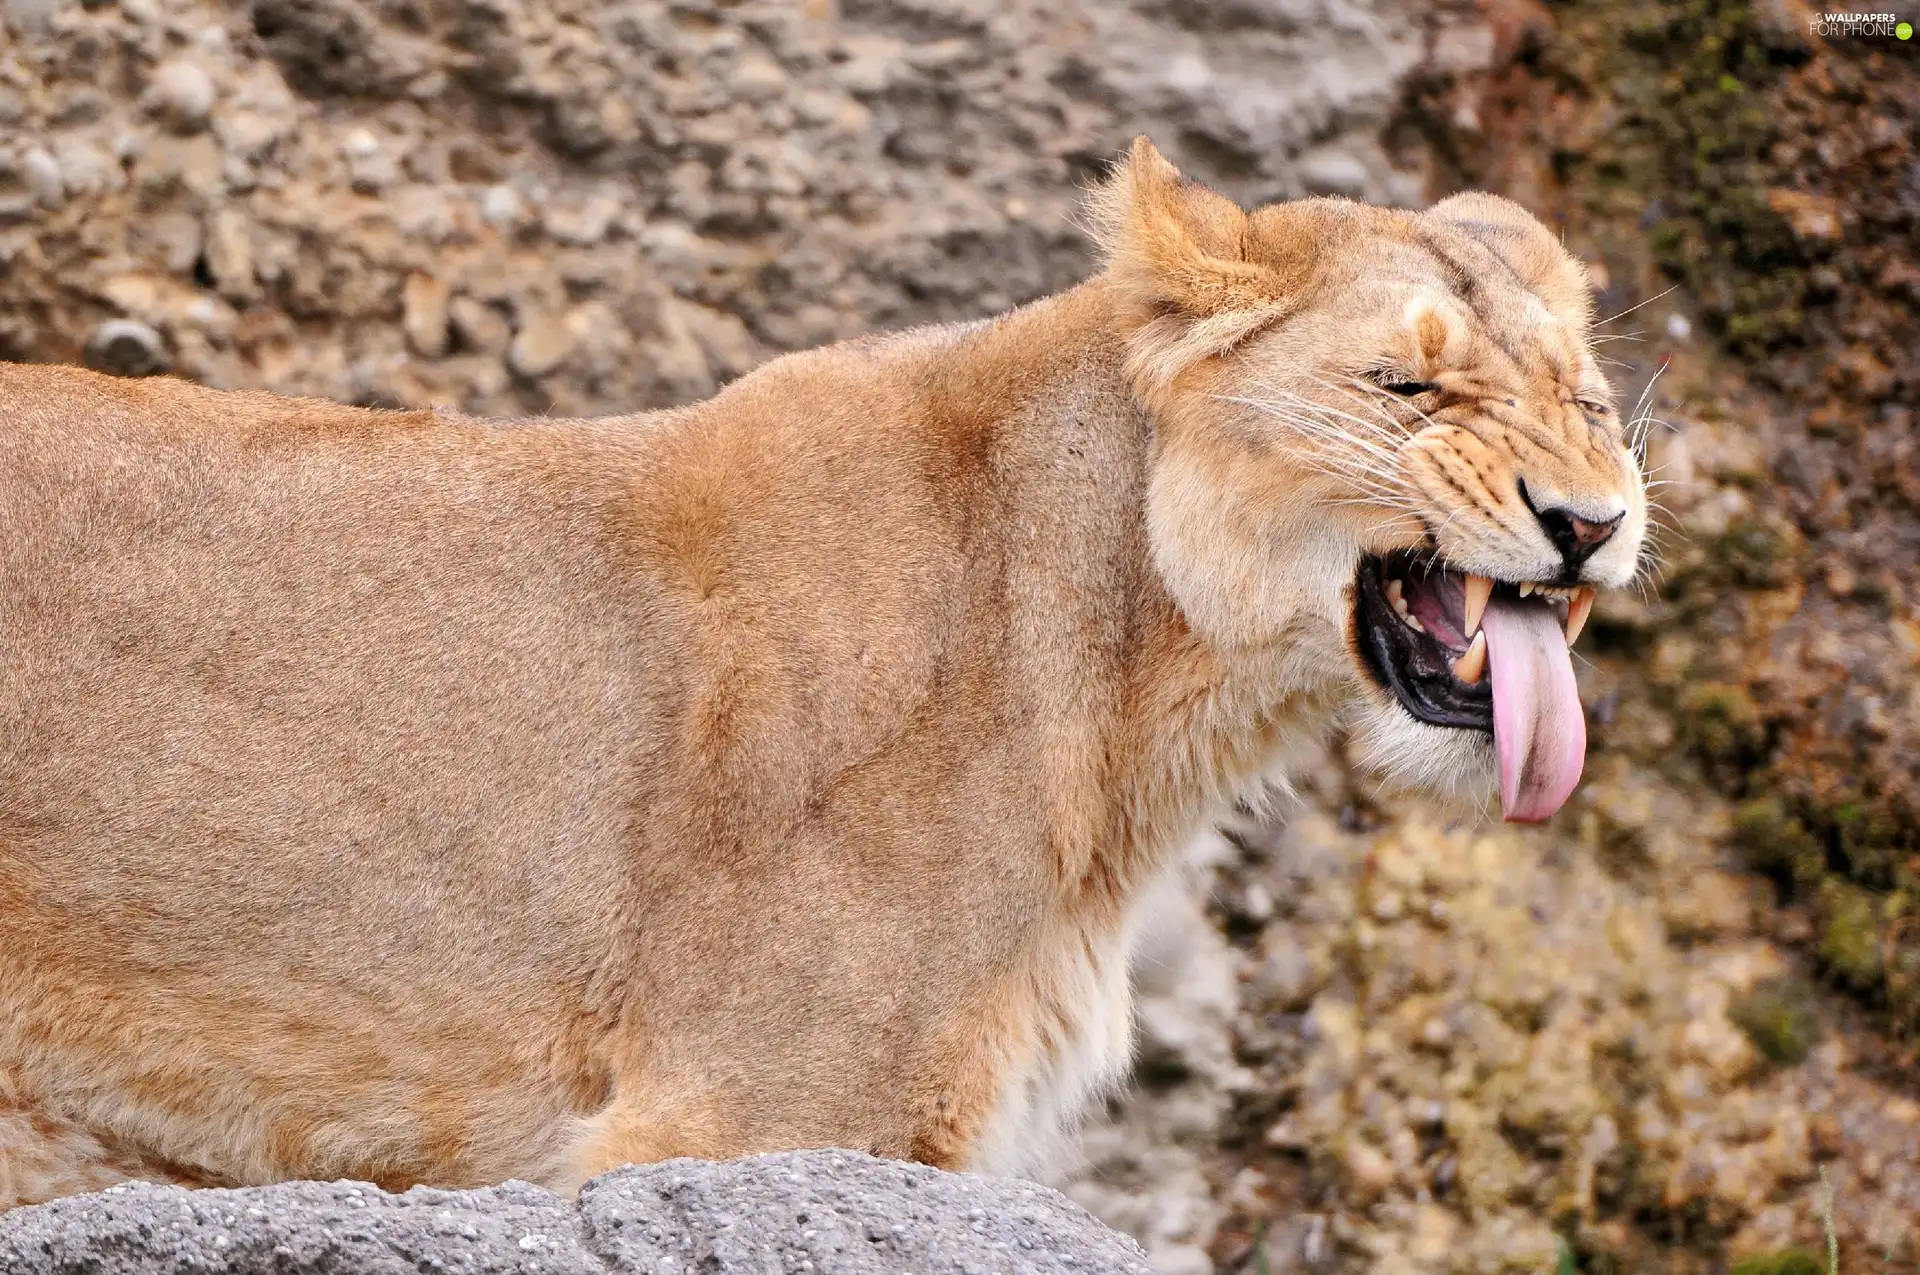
[
  {"xmin": 0, "ymin": 140, "xmax": 1645, "ymax": 1206},
  {"xmin": 0, "ymin": 286, "xmax": 1332, "ymax": 1203}
]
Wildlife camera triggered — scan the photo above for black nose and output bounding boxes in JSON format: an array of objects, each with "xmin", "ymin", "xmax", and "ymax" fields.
[{"xmin": 1520, "ymin": 480, "xmax": 1623, "ymax": 573}]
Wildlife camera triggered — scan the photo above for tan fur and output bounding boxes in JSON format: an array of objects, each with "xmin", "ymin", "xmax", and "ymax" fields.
[{"xmin": 0, "ymin": 139, "xmax": 1644, "ymax": 1206}]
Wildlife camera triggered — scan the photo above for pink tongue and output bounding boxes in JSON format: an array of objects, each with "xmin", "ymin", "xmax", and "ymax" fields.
[{"xmin": 1479, "ymin": 595, "xmax": 1586, "ymax": 823}]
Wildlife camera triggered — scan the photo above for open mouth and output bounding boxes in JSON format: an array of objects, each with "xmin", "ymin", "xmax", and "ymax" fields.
[{"xmin": 1353, "ymin": 551, "xmax": 1596, "ymax": 824}]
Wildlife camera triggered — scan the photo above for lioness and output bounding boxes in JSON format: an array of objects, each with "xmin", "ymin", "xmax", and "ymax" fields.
[{"xmin": 0, "ymin": 138, "xmax": 1645, "ymax": 1207}]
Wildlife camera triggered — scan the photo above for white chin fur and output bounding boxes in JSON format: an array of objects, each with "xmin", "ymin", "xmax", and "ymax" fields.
[{"xmin": 1347, "ymin": 694, "xmax": 1498, "ymax": 807}]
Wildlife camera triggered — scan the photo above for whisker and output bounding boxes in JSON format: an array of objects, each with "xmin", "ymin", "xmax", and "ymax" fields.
[
  {"xmin": 1259, "ymin": 388, "xmax": 1418, "ymax": 454},
  {"xmin": 1224, "ymin": 385, "xmax": 1408, "ymax": 441},
  {"xmin": 1226, "ymin": 397, "xmax": 1413, "ymax": 474},
  {"xmin": 1595, "ymin": 284, "xmax": 1678, "ymax": 327},
  {"xmin": 1628, "ymin": 364, "xmax": 1666, "ymax": 422},
  {"xmin": 1250, "ymin": 383, "xmax": 1417, "ymax": 446},
  {"xmin": 1261, "ymin": 376, "xmax": 1415, "ymax": 432},
  {"xmin": 1331, "ymin": 374, "xmax": 1444, "ymax": 435},
  {"xmin": 1276, "ymin": 449, "xmax": 1419, "ymax": 496},
  {"xmin": 1625, "ymin": 364, "xmax": 1668, "ymax": 461},
  {"xmin": 1258, "ymin": 433, "xmax": 1413, "ymax": 488}
]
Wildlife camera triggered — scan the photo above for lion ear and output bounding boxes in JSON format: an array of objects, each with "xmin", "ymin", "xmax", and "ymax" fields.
[
  {"xmin": 1089, "ymin": 137, "xmax": 1298, "ymax": 383},
  {"xmin": 1427, "ymin": 192, "xmax": 1594, "ymax": 328}
]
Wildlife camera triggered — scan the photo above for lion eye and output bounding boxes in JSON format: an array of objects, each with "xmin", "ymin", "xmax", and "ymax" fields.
[
  {"xmin": 1577, "ymin": 399, "xmax": 1611, "ymax": 416},
  {"xmin": 1381, "ymin": 380, "xmax": 1431, "ymax": 398}
]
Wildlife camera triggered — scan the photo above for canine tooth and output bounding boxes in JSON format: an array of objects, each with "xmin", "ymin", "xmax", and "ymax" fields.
[
  {"xmin": 1462, "ymin": 574, "xmax": 1493, "ymax": 637},
  {"xmin": 1406, "ymin": 615, "xmax": 1425, "ymax": 633},
  {"xmin": 1386, "ymin": 579, "xmax": 1405, "ymax": 607},
  {"xmin": 1518, "ymin": 581, "xmax": 1536, "ymax": 598},
  {"xmin": 1564, "ymin": 586, "xmax": 1595, "ymax": 646},
  {"xmin": 1452, "ymin": 631, "xmax": 1488, "ymax": 683}
]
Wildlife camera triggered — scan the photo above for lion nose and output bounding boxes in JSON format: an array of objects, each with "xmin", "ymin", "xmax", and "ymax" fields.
[
  {"xmin": 1519, "ymin": 478, "xmax": 1623, "ymax": 572},
  {"xmin": 1534, "ymin": 504, "xmax": 1622, "ymax": 569}
]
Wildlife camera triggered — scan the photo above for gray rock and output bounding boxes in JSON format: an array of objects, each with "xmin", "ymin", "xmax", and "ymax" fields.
[
  {"xmin": 583, "ymin": 1152, "xmax": 1153, "ymax": 1273},
  {"xmin": 0, "ymin": 1150, "xmax": 1152, "ymax": 1275}
]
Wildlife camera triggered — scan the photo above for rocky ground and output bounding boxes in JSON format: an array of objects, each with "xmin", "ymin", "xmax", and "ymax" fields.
[
  {"xmin": 1, "ymin": 0, "xmax": 1915, "ymax": 1272},
  {"xmin": 1057, "ymin": 774, "xmax": 1920, "ymax": 1275},
  {"xmin": 0, "ymin": 1149, "xmax": 1155, "ymax": 1274}
]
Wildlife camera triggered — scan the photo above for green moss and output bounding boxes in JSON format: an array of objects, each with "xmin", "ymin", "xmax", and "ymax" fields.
[
  {"xmin": 1731, "ymin": 797, "xmax": 1825, "ymax": 891},
  {"xmin": 1679, "ymin": 682, "xmax": 1763, "ymax": 766},
  {"xmin": 1562, "ymin": 0, "xmax": 1813, "ymax": 360},
  {"xmin": 1729, "ymin": 1252, "xmax": 1824, "ymax": 1275},
  {"xmin": 1728, "ymin": 793, "xmax": 1919, "ymax": 1033},
  {"xmin": 1499, "ymin": 0, "xmax": 1920, "ymax": 1058},
  {"xmin": 1817, "ymin": 880, "xmax": 1884, "ymax": 992},
  {"xmin": 1712, "ymin": 519, "xmax": 1803, "ymax": 589},
  {"xmin": 1727, "ymin": 976, "xmax": 1822, "ymax": 1065},
  {"xmin": 1888, "ymin": 903, "xmax": 1920, "ymax": 1039},
  {"xmin": 1830, "ymin": 795, "xmax": 1905, "ymax": 884}
]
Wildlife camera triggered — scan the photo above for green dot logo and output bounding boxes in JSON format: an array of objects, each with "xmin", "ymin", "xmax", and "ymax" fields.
[{"xmin": 1900, "ymin": 20, "xmax": 1914, "ymax": 37}]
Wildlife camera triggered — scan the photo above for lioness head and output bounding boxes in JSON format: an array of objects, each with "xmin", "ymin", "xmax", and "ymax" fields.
[{"xmin": 1092, "ymin": 138, "xmax": 1649, "ymax": 822}]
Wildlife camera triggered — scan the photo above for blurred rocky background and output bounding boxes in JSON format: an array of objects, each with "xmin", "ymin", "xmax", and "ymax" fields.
[{"xmin": 0, "ymin": 0, "xmax": 1914, "ymax": 1271}]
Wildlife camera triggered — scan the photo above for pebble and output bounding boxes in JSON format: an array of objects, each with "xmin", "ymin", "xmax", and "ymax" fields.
[
  {"xmin": 543, "ymin": 193, "xmax": 622, "ymax": 247},
  {"xmin": 343, "ymin": 131, "xmax": 400, "ymax": 194},
  {"xmin": 479, "ymin": 184, "xmax": 523, "ymax": 230},
  {"xmin": 53, "ymin": 139, "xmax": 122, "ymax": 198},
  {"xmin": 448, "ymin": 296, "xmax": 511, "ymax": 355},
  {"xmin": 204, "ymin": 207, "xmax": 257, "ymax": 302},
  {"xmin": 150, "ymin": 59, "xmax": 216, "ymax": 131},
  {"xmin": 139, "ymin": 133, "xmax": 225, "ymax": 197},
  {"xmin": 146, "ymin": 208, "xmax": 203, "ymax": 275},
  {"xmin": 404, "ymin": 273, "xmax": 452, "ymax": 358},
  {"xmin": 507, "ymin": 311, "xmax": 576, "ymax": 379},
  {"xmin": 1341, "ymin": 1140, "xmax": 1395, "ymax": 1203},
  {"xmin": 21, "ymin": 148, "xmax": 64, "ymax": 206},
  {"xmin": 729, "ymin": 53, "xmax": 788, "ymax": 103}
]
